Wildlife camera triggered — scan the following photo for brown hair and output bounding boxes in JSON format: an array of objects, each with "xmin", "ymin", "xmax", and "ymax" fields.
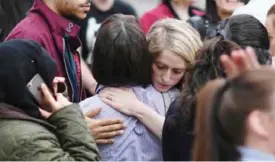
[
  {"xmin": 193, "ymin": 68, "xmax": 275, "ymax": 161},
  {"xmin": 172, "ymin": 36, "xmax": 240, "ymax": 132},
  {"xmin": 92, "ymin": 14, "xmax": 152, "ymax": 87}
]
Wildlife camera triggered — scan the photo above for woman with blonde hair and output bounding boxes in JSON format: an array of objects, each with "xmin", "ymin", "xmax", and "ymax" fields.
[{"xmin": 99, "ymin": 18, "xmax": 202, "ymax": 139}]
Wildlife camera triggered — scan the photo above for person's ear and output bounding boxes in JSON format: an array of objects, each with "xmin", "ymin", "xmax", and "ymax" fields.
[{"xmin": 247, "ymin": 110, "xmax": 269, "ymax": 139}]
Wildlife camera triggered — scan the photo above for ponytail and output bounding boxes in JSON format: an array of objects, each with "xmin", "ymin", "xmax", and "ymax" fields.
[{"xmin": 210, "ymin": 80, "xmax": 240, "ymax": 161}]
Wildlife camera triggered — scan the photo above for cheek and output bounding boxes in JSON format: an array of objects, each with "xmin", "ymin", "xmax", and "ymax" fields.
[
  {"xmin": 271, "ymin": 40, "xmax": 275, "ymax": 56},
  {"xmin": 170, "ymin": 73, "xmax": 184, "ymax": 85},
  {"xmin": 152, "ymin": 65, "xmax": 162, "ymax": 78}
]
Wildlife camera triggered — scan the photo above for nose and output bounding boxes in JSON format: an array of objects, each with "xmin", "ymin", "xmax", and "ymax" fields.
[{"xmin": 162, "ymin": 70, "xmax": 172, "ymax": 83}]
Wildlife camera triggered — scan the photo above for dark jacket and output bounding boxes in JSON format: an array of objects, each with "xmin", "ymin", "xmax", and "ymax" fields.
[
  {"xmin": 187, "ymin": 15, "xmax": 217, "ymax": 40},
  {"xmin": 6, "ymin": 0, "xmax": 84, "ymax": 102},
  {"xmin": 0, "ymin": 102, "xmax": 100, "ymax": 161},
  {"xmin": 162, "ymin": 100, "xmax": 196, "ymax": 161},
  {"xmin": 0, "ymin": 0, "xmax": 33, "ymax": 41}
]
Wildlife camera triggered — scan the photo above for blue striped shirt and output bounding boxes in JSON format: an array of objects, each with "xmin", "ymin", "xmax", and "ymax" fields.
[{"xmin": 80, "ymin": 85, "xmax": 167, "ymax": 161}]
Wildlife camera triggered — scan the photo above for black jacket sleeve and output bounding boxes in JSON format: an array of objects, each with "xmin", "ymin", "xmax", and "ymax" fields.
[{"xmin": 162, "ymin": 100, "xmax": 195, "ymax": 161}]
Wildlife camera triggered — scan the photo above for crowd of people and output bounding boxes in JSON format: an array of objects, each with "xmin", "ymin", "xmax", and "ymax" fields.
[{"xmin": 1, "ymin": 0, "xmax": 275, "ymax": 161}]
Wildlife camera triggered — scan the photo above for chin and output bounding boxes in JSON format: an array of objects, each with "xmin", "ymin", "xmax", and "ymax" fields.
[{"xmin": 76, "ymin": 14, "xmax": 88, "ymax": 20}]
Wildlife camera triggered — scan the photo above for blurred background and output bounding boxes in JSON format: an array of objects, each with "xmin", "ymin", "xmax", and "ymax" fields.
[{"xmin": 122, "ymin": 0, "xmax": 205, "ymax": 17}]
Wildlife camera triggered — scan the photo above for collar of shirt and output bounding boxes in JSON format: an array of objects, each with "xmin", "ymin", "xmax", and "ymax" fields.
[{"xmin": 239, "ymin": 146, "xmax": 275, "ymax": 161}]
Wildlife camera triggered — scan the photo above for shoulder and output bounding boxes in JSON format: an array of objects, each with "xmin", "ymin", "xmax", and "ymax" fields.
[
  {"xmin": 6, "ymin": 14, "xmax": 50, "ymax": 45},
  {"xmin": 79, "ymin": 95, "xmax": 106, "ymax": 113}
]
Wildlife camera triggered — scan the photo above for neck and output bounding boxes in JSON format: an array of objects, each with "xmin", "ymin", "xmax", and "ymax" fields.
[
  {"xmin": 43, "ymin": 0, "xmax": 60, "ymax": 15},
  {"xmin": 92, "ymin": 0, "xmax": 114, "ymax": 12},
  {"xmin": 245, "ymin": 136, "xmax": 274, "ymax": 157},
  {"xmin": 170, "ymin": 0, "xmax": 190, "ymax": 20},
  {"xmin": 217, "ymin": 8, "xmax": 232, "ymax": 21}
]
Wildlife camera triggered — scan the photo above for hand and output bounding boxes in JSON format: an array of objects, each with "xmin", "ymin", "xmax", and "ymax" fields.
[
  {"xmin": 99, "ymin": 87, "xmax": 140, "ymax": 116},
  {"xmin": 40, "ymin": 83, "xmax": 72, "ymax": 118},
  {"xmin": 220, "ymin": 47, "xmax": 260, "ymax": 78},
  {"xmin": 85, "ymin": 108, "xmax": 125, "ymax": 144},
  {"xmin": 52, "ymin": 77, "xmax": 66, "ymax": 93}
]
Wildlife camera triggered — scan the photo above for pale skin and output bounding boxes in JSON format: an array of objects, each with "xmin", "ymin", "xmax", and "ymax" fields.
[
  {"xmin": 43, "ymin": 0, "xmax": 124, "ymax": 144},
  {"xmin": 265, "ymin": 15, "xmax": 275, "ymax": 56}
]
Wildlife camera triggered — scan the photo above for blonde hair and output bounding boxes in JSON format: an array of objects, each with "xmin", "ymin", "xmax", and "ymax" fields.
[{"xmin": 147, "ymin": 18, "xmax": 202, "ymax": 67}]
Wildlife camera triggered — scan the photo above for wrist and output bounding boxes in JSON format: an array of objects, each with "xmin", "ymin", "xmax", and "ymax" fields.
[{"xmin": 132, "ymin": 101, "xmax": 148, "ymax": 119}]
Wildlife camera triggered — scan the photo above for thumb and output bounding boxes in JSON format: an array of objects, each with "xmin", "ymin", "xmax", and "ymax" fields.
[
  {"xmin": 39, "ymin": 108, "xmax": 52, "ymax": 118},
  {"xmin": 85, "ymin": 107, "xmax": 102, "ymax": 118}
]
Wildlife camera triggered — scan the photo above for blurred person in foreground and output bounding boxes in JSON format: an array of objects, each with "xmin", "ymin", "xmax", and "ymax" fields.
[
  {"xmin": 0, "ymin": 39, "xmax": 100, "ymax": 161},
  {"xmin": 140, "ymin": 0, "xmax": 205, "ymax": 34},
  {"xmin": 194, "ymin": 48, "xmax": 275, "ymax": 161}
]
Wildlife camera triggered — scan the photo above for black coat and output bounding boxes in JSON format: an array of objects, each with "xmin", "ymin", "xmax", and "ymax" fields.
[
  {"xmin": 162, "ymin": 100, "xmax": 196, "ymax": 161},
  {"xmin": 188, "ymin": 15, "xmax": 217, "ymax": 41},
  {"xmin": 0, "ymin": 0, "xmax": 33, "ymax": 41}
]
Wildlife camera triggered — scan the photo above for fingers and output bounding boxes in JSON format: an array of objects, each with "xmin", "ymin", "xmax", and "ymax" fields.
[
  {"xmin": 85, "ymin": 107, "xmax": 102, "ymax": 118},
  {"xmin": 93, "ymin": 119, "xmax": 124, "ymax": 127},
  {"xmin": 239, "ymin": 49, "xmax": 253, "ymax": 69},
  {"xmin": 95, "ymin": 139, "xmax": 115, "ymax": 144},
  {"xmin": 100, "ymin": 88, "xmax": 123, "ymax": 97},
  {"xmin": 221, "ymin": 47, "xmax": 261, "ymax": 79},
  {"xmin": 53, "ymin": 77, "xmax": 66, "ymax": 84},
  {"xmin": 53, "ymin": 77, "xmax": 65, "ymax": 93},
  {"xmin": 40, "ymin": 83, "xmax": 57, "ymax": 109},
  {"xmin": 100, "ymin": 97, "xmax": 120, "ymax": 109},
  {"xmin": 246, "ymin": 47, "xmax": 260, "ymax": 68},
  {"xmin": 94, "ymin": 130, "xmax": 124, "ymax": 139},
  {"xmin": 220, "ymin": 54, "xmax": 238, "ymax": 78},
  {"xmin": 91, "ymin": 123, "xmax": 125, "ymax": 133}
]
